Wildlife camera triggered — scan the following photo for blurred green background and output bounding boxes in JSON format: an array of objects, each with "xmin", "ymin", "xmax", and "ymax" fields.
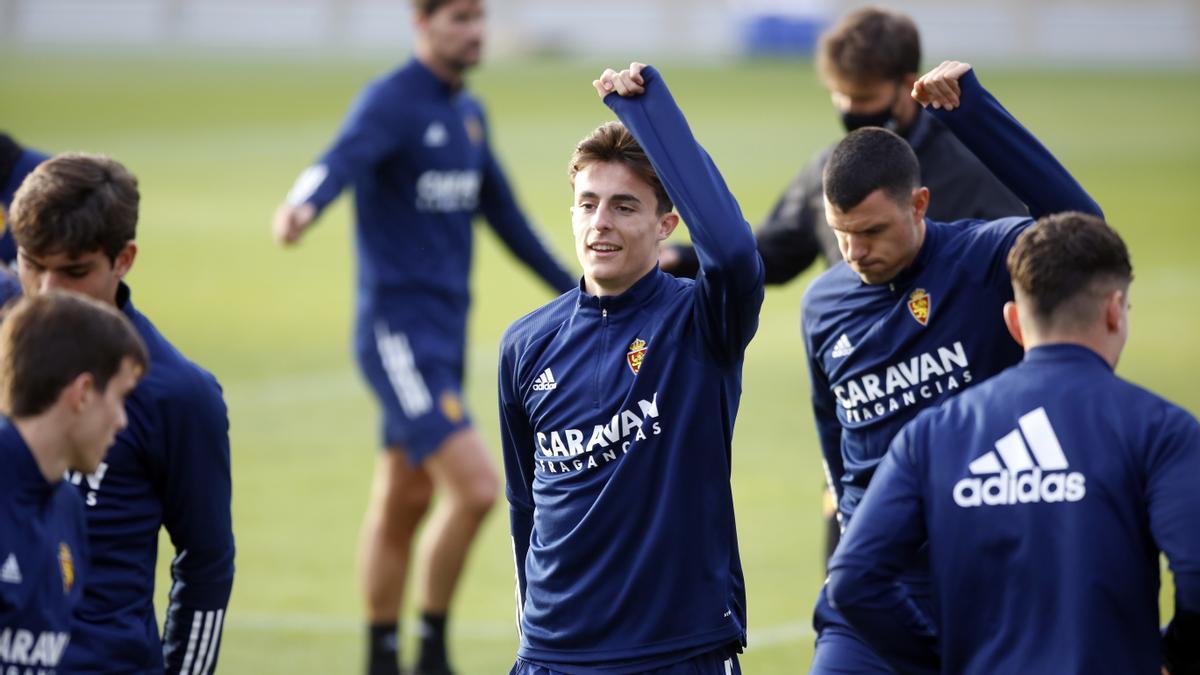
[{"xmin": 4, "ymin": 52, "xmax": 1198, "ymax": 672}]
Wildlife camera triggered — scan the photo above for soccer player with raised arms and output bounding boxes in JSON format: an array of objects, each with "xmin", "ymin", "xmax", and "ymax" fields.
[
  {"xmin": 828, "ymin": 213, "xmax": 1200, "ymax": 674},
  {"xmin": 273, "ymin": 1, "xmax": 575, "ymax": 673},
  {"xmin": 9, "ymin": 154, "xmax": 235, "ymax": 674},
  {"xmin": 0, "ymin": 291, "xmax": 146, "ymax": 675},
  {"xmin": 802, "ymin": 61, "xmax": 1102, "ymax": 672},
  {"xmin": 498, "ymin": 62, "xmax": 764, "ymax": 674}
]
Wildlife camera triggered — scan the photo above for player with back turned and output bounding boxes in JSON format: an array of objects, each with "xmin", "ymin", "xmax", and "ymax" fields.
[
  {"xmin": 802, "ymin": 61, "xmax": 1103, "ymax": 673},
  {"xmin": 499, "ymin": 62, "xmax": 764, "ymax": 674},
  {"xmin": 829, "ymin": 213, "xmax": 1200, "ymax": 675}
]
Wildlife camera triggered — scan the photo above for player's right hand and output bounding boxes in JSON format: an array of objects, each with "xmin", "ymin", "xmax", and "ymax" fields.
[
  {"xmin": 593, "ymin": 62, "xmax": 647, "ymax": 99},
  {"xmin": 272, "ymin": 202, "xmax": 315, "ymax": 246},
  {"xmin": 912, "ymin": 60, "xmax": 972, "ymax": 111}
]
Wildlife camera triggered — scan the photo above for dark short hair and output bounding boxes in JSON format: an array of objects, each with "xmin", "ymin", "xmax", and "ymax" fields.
[
  {"xmin": 1007, "ymin": 212, "xmax": 1132, "ymax": 328},
  {"xmin": 823, "ymin": 127, "xmax": 920, "ymax": 211},
  {"xmin": 9, "ymin": 153, "xmax": 139, "ymax": 262},
  {"xmin": 568, "ymin": 121, "xmax": 673, "ymax": 216},
  {"xmin": 0, "ymin": 291, "xmax": 148, "ymax": 418},
  {"xmin": 817, "ymin": 6, "xmax": 921, "ymax": 84}
]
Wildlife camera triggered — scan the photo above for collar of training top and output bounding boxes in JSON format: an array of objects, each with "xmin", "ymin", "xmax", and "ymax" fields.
[
  {"xmin": 575, "ymin": 265, "xmax": 664, "ymax": 314},
  {"xmin": 408, "ymin": 57, "xmax": 462, "ymax": 97},
  {"xmin": 1023, "ymin": 343, "xmax": 1113, "ymax": 372},
  {"xmin": 0, "ymin": 420, "xmax": 57, "ymax": 501}
]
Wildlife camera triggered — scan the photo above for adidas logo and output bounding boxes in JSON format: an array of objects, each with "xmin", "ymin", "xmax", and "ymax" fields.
[
  {"xmin": 1, "ymin": 553, "xmax": 21, "ymax": 584},
  {"xmin": 831, "ymin": 334, "xmax": 854, "ymax": 358},
  {"xmin": 531, "ymin": 368, "xmax": 557, "ymax": 392},
  {"xmin": 953, "ymin": 407, "xmax": 1086, "ymax": 508},
  {"xmin": 423, "ymin": 122, "xmax": 449, "ymax": 147}
]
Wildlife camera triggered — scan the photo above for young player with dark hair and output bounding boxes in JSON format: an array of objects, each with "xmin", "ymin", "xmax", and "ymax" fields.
[
  {"xmin": 803, "ymin": 61, "xmax": 1102, "ymax": 673},
  {"xmin": 499, "ymin": 62, "xmax": 764, "ymax": 675},
  {"xmin": 273, "ymin": 1, "xmax": 574, "ymax": 672},
  {"xmin": 828, "ymin": 213, "xmax": 1200, "ymax": 675},
  {"xmin": 10, "ymin": 153, "xmax": 235, "ymax": 674},
  {"xmin": 658, "ymin": 7, "xmax": 1026, "ymax": 563},
  {"xmin": 0, "ymin": 291, "xmax": 147, "ymax": 674}
]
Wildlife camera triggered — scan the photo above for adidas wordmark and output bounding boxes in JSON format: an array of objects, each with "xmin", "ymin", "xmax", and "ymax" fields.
[{"xmin": 953, "ymin": 407, "xmax": 1086, "ymax": 508}]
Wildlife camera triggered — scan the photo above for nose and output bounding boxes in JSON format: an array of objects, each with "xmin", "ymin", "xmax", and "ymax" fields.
[
  {"xmin": 39, "ymin": 272, "xmax": 62, "ymax": 294},
  {"xmin": 844, "ymin": 234, "xmax": 868, "ymax": 262}
]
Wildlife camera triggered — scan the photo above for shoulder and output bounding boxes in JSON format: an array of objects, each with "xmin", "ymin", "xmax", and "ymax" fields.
[
  {"xmin": 929, "ymin": 216, "xmax": 1031, "ymax": 257},
  {"xmin": 500, "ymin": 291, "xmax": 577, "ymax": 362},
  {"xmin": 129, "ymin": 311, "xmax": 226, "ymax": 415},
  {"xmin": 801, "ymin": 263, "xmax": 858, "ymax": 322}
]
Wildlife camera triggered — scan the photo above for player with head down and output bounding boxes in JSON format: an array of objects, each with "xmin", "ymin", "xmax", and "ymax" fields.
[{"xmin": 802, "ymin": 61, "xmax": 1103, "ymax": 672}]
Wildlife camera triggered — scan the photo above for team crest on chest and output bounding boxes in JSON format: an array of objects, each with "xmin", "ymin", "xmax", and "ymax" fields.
[
  {"xmin": 907, "ymin": 288, "xmax": 931, "ymax": 326},
  {"xmin": 58, "ymin": 543, "xmax": 74, "ymax": 594},
  {"xmin": 626, "ymin": 338, "xmax": 647, "ymax": 375},
  {"xmin": 463, "ymin": 116, "xmax": 484, "ymax": 145}
]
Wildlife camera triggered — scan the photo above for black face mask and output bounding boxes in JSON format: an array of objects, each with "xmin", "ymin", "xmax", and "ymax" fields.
[{"xmin": 839, "ymin": 86, "xmax": 903, "ymax": 133}]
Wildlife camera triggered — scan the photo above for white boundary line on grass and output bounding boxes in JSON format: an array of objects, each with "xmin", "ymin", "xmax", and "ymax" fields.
[{"xmin": 223, "ymin": 613, "xmax": 813, "ymax": 649}]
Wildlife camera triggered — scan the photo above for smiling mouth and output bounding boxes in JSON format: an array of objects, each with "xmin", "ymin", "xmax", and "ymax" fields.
[{"xmin": 588, "ymin": 243, "xmax": 622, "ymax": 254}]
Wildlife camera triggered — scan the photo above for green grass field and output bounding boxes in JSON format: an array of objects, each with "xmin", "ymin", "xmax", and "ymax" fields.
[{"xmin": 4, "ymin": 51, "xmax": 1199, "ymax": 673}]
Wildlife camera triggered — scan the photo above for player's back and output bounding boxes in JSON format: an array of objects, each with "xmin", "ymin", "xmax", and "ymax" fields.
[{"xmin": 910, "ymin": 343, "xmax": 1195, "ymax": 674}]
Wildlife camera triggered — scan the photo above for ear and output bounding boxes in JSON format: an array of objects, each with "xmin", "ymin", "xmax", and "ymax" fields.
[
  {"xmin": 1104, "ymin": 289, "xmax": 1126, "ymax": 334},
  {"xmin": 1002, "ymin": 301, "xmax": 1024, "ymax": 348},
  {"xmin": 656, "ymin": 212, "xmax": 680, "ymax": 242},
  {"xmin": 113, "ymin": 241, "xmax": 137, "ymax": 280},
  {"xmin": 911, "ymin": 187, "xmax": 930, "ymax": 223},
  {"xmin": 62, "ymin": 372, "xmax": 96, "ymax": 414}
]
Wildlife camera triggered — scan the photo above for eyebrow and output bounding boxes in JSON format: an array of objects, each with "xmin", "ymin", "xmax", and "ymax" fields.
[
  {"xmin": 578, "ymin": 191, "xmax": 643, "ymax": 206},
  {"xmin": 20, "ymin": 252, "xmax": 94, "ymax": 272}
]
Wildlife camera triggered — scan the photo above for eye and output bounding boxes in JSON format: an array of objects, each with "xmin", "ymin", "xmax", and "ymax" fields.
[
  {"xmin": 576, "ymin": 202, "xmax": 596, "ymax": 212},
  {"xmin": 615, "ymin": 204, "xmax": 635, "ymax": 214}
]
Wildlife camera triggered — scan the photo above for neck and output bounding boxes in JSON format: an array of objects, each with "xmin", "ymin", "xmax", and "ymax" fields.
[
  {"xmin": 894, "ymin": 99, "xmax": 921, "ymax": 136},
  {"xmin": 12, "ymin": 414, "xmax": 69, "ymax": 484},
  {"xmin": 415, "ymin": 49, "xmax": 464, "ymax": 89},
  {"xmin": 1023, "ymin": 331, "xmax": 1119, "ymax": 369},
  {"xmin": 584, "ymin": 263, "xmax": 655, "ymax": 298}
]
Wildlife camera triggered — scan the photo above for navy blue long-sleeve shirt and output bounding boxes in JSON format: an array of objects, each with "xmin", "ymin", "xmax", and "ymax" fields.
[
  {"xmin": 498, "ymin": 66, "xmax": 764, "ymax": 671},
  {"xmin": 0, "ymin": 421, "xmax": 88, "ymax": 673},
  {"xmin": 61, "ymin": 284, "xmax": 234, "ymax": 674},
  {"xmin": 288, "ymin": 58, "xmax": 574, "ymax": 360},
  {"xmin": 828, "ymin": 345, "xmax": 1200, "ymax": 674},
  {"xmin": 802, "ymin": 70, "xmax": 1102, "ymax": 525}
]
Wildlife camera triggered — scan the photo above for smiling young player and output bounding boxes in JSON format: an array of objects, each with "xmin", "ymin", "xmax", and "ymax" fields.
[{"xmin": 499, "ymin": 62, "xmax": 764, "ymax": 674}]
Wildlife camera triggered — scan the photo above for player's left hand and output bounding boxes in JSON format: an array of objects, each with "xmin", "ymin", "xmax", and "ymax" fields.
[
  {"xmin": 594, "ymin": 62, "xmax": 647, "ymax": 99},
  {"xmin": 912, "ymin": 60, "xmax": 972, "ymax": 111}
]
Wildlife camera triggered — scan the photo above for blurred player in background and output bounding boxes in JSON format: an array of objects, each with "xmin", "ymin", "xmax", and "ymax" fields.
[
  {"xmin": 829, "ymin": 213, "xmax": 1200, "ymax": 675},
  {"xmin": 0, "ymin": 133, "xmax": 50, "ymax": 304},
  {"xmin": 11, "ymin": 153, "xmax": 235, "ymax": 674},
  {"xmin": 273, "ymin": 1, "xmax": 575, "ymax": 673},
  {"xmin": 658, "ymin": 7, "xmax": 1025, "ymax": 564},
  {"xmin": 499, "ymin": 62, "xmax": 763, "ymax": 675},
  {"xmin": 0, "ymin": 291, "xmax": 146, "ymax": 675},
  {"xmin": 803, "ymin": 61, "xmax": 1101, "ymax": 673}
]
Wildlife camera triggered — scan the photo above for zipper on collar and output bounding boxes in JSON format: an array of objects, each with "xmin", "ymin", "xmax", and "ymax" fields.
[{"xmin": 593, "ymin": 309, "xmax": 609, "ymax": 408}]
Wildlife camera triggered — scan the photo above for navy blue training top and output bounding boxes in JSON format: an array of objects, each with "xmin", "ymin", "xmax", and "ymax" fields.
[
  {"xmin": 290, "ymin": 58, "xmax": 574, "ymax": 360},
  {"xmin": 801, "ymin": 70, "xmax": 1102, "ymax": 524},
  {"xmin": 61, "ymin": 284, "xmax": 234, "ymax": 674},
  {"xmin": 829, "ymin": 345, "xmax": 1200, "ymax": 674},
  {"xmin": 499, "ymin": 67, "xmax": 764, "ymax": 671},
  {"xmin": 0, "ymin": 420, "xmax": 88, "ymax": 673}
]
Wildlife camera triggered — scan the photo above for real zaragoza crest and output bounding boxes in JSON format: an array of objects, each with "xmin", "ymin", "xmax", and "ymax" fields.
[
  {"xmin": 907, "ymin": 289, "xmax": 931, "ymax": 326},
  {"xmin": 59, "ymin": 543, "xmax": 74, "ymax": 594},
  {"xmin": 626, "ymin": 338, "xmax": 647, "ymax": 375}
]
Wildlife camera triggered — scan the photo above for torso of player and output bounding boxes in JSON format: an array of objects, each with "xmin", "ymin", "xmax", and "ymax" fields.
[
  {"xmin": 511, "ymin": 270, "xmax": 743, "ymax": 654},
  {"xmin": 913, "ymin": 347, "xmax": 1183, "ymax": 674},
  {"xmin": 807, "ymin": 220, "xmax": 1027, "ymax": 487},
  {"xmin": 354, "ymin": 67, "xmax": 490, "ymax": 301},
  {"xmin": 0, "ymin": 431, "xmax": 84, "ymax": 673}
]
